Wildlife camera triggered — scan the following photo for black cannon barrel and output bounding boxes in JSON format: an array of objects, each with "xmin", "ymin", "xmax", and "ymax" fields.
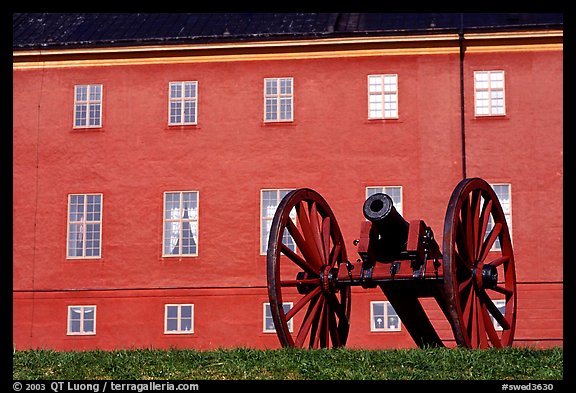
[{"xmin": 363, "ymin": 193, "xmax": 409, "ymax": 258}]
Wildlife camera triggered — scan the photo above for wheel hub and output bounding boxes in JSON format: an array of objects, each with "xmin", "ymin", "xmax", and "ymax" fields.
[
  {"xmin": 320, "ymin": 265, "xmax": 339, "ymax": 294},
  {"xmin": 481, "ymin": 264, "xmax": 498, "ymax": 289},
  {"xmin": 473, "ymin": 262, "xmax": 498, "ymax": 290}
]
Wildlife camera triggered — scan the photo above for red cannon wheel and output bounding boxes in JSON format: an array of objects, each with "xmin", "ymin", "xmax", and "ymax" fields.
[
  {"xmin": 443, "ymin": 178, "xmax": 517, "ymax": 348},
  {"xmin": 267, "ymin": 189, "xmax": 351, "ymax": 348}
]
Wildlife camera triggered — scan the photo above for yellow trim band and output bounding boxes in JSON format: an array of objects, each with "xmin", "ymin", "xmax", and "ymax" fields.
[{"xmin": 13, "ymin": 30, "xmax": 562, "ymax": 70}]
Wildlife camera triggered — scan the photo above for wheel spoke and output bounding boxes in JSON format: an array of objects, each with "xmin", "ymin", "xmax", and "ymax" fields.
[
  {"xmin": 462, "ymin": 283, "xmax": 474, "ymax": 332},
  {"xmin": 456, "ymin": 217, "xmax": 474, "ymax": 263},
  {"xmin": 478, "ymin": 290, "xmax": 510, "ymax": 330},
  {"xmin": 308, "ymin": 201, "xmax": 327, "ymax": 264},
  {"xmin": 477, "ymin": 223, "xmax": 502, "ymax": 263},
  {"xmin": 469, "ymin": 190, "xmax": 482, "ymax": 259},
  {"xmin": 295, "ymin": 294, "xmax": 324, "ymax": 347},
  {"xmin": 462, "ymin": 195, "xmax": 475, "ymax": 261},
  {"xmin": 480, "ymin": 301, "xmax": 503, "ymax": 348},
  {"xmin": 327, "ymin": 303, "xmax": 341, "ymax": 348},
  {"xmin": 280, "ymin": 243, "xmax": 317, "ymax": 276},
  {"xmin": 491, "ymin": 285, "xmax": 513, "ymax": 297},
  {"xmin": 487, "ymin": 255, "xmax": 509, "ymax": 268},
  {"xmin": 476, "ymin": 297, "xmax": 489, "ymax": 349},
  {"xmin": 329, "ymin": 242, "xmax": 342, "ymax": 268},
  {"xmin": 458, "ymin": 276, "xmax": 472, "ymax": 293},
  {"xmin": 325, "ymin": 291, "xmax": 348, "ymax": 322},
  {"xmin": 455, "ymin": 249, "xmax": 473, "ymax": 269},
  {"xmin": 280, "ymin": 278, "xmax": 321, "ymax": 287},
  {"xmin": 470, "ymin": 293, "xmax": 479, "ymax": 347},
  {"xmin": 286, "ymin": 217, "xmax": 323, "ymax": 269},
  {"xmin": 285, "ymin": 286, "xmax": 321, "ymax": 321},
  {"xmin": 322, "ymin": 216, "xmax": 331, "ymax": 263},
  {"xmin": 296, "ymin": 202, "xmax": 325, "ymax": 267},
  {"xmin": 310, "ymin": 299, "xmax": 325, "ymax": 349},
  {"xmin": 477, "ymin": 199, "xmax": 493, "ymax": 258},
  {"xmin": 323, "ymin": 303, "xmax": 331, "ymax": 348}
]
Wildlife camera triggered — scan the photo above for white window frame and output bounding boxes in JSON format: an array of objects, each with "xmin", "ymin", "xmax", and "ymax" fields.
[
  {"xmin": 162, "ymin": 191, "xmax": 199, "ymax": 257},
  {"xmin": 164, "ymin": 304, "xmax": 194, "ymax": 334},
  {"xmin": 366, "ymin": 186, "xmax": 403, "ymax": 216},
  {"xmin": 168, "ymin": 81, "xmax": 198, "ymax": 125},
  {"xmin": 66, "ymin": 193, "xmax": 103, "ymax": 259},
  {"xmin": 263, "ymin": 302, "xmax": 293, "ymax": 333},
  {"xmin": 73, "ymin": 84, "xmax": 102, "ymax": 128},
  {"xmin": 67, "ymin": 305, "xmax": 96, "ymax": 335},
  {"xmin": 370, "ymin": 301, "xmax": 401, "ymax": 332},
  {"xmin": 368, "ymin": 74, "xmax": 398, "ymax": 119},
  {"xmin": 474, "ymin": 70, "xmax": 506, "ymax": 117},
  {"xmin": 487, "ymin": 183, "xmax": 512, "ymax": 251},
  {"xmin": 264, "ymin": 77, "xmax": 294, "ymax": 122},
  {"xmin": 260, "ymin": 189, "xmax": 296, "ymax": 255}
]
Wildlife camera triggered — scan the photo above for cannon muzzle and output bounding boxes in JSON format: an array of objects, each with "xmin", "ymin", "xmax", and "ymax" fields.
[{"xmin": 362, "ymin": 193, "xmax": 409, "ymax": 259}]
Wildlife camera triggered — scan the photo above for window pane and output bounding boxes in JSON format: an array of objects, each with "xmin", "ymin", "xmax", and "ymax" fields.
[
  {"xmin": 170, "ymin": 102, "xmax": 181, "ymax": 123},
  {"xmin": 180, "ymin": 306, "xmax": 192, "ymax": 318},
  {"xmin": 170, "ymin": 83, "xmax": 182, "ymax": 98},
  {"xmin": 184, "ymin": 82, "xmax": 196, "ymax": 98},
  {"xmin": 383, "ymin": 75, "xmax": 397, "ymax": 92},
  {"xmin": 181, "ymin": 222, "xmax": 197, "ymax": 255},
  {"xmin": 184, "ymin": 101, "xmax": 196, "ymax": 123},
  {"xmin": 166, "ymin": 306, "xmax": 178, "ymax": 318},
  {"xmin": 70, "ymin": 320, "xmax": 81, "ymax": 333},
  {"xmin": 76, "ymin": 85, "xmax": 87, "ymax": 101},
  {"xmin": 265, "ymin": 79, "xmax": 277, "ymax": 95},
  {"xmin": 180, "ymin": 318, "xmax": 192, "ymax": 332},
  {"xmin": 166, "ymin": 319, "xmax": 178, "ymax": 331},
  {"xmin": 83, "ymin": 320, "xmax": 95, "ymax": 333},
  {"xmin": 280, "ymin": 78, "xmax": 292, "ymax": 94}
]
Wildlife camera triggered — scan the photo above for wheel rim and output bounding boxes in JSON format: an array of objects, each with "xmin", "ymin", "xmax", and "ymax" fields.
[
  {"xmin": 266, "ymin": 189, "xmax": 351, "ymax": 348},
  {"xmin": 443, "ymin": 178, "xmax": 517, "ymax": 348}
]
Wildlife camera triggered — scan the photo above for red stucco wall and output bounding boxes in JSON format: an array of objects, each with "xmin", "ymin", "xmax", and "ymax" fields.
[{"xmin": 13, "ymin": 47, "xmax": 563, "ymax": 350}]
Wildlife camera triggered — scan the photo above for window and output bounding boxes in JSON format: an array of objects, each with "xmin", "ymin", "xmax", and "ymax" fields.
[
  {"xmin": 261, "ymin": 189, "xmax": 295, "ymax": 254},
  {"xmin": 474, "ymin": 71, "xmax": 505, "ymax": 116},
  {"xmin": 368, "ymin": 74, "xmax": 398, "ymax": 119},
  {"xmin": 163, "ymin": 191, "xmax": 199, "ymax": 257},
  {"xmin": 169, "ymin": 81, "xmax": 198, "ymax": 125},
  {"xmin": 371, "ymin": 301, "xmax": 401, "ymax": 331},
  {"xmin": 164, "ymin": 304, "xmax": 194, "ymax": 334},
  {"xmin": 490, "ymin": 300, "xmax": 506, "ymax": 331},
  {"xmin": 67, "ymin": 194, "xmax": 102, "ymax": 258},
  {"xmin": 74, "ymin": 84, "xmax": 102, "ymax": 128},
  {"xmin": 366, "ymin": 186, "xmax": 403, "ymax": 215},
  {"xmin": 485, "ymin": 183, "xmax": 512, "ymax": 251},
  {"xmin": 264, "ymin": 78, "xmax": 293, "ymax": 122},
  {"xmin": 67, "ymin": 305, "xmax": 96, "ymax": 335},
  {"xmin": 263, "ymin": 303, "xmax": 293, "ymax": 333}
]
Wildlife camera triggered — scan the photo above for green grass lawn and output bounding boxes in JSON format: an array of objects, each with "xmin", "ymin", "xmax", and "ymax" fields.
[{"xmin": 13, "ymin": 347, "xmax": 563, "ymax": 380}]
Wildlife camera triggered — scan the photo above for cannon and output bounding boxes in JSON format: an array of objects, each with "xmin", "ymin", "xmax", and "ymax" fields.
[{"xmin": 266, "ymin": 177, "xmax": 516, "ymax": 349}]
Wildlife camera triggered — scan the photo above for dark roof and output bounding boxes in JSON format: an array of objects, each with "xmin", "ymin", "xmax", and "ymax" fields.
[{"xmin": 13, "ymin": 13, "xmax": 563, "ymax": 50}]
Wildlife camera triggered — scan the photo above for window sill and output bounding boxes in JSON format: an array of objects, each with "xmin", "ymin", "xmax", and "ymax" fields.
[
  {"xmin": 67, "ymin": 333, "xmax": 96, "ymax": 336},
  {"xmin": 164, "ymin": 332, "xmax": 194, "ymax": 335},
  {"xmin": 161, "ymin": 256, "xmax": 198, "ymax": 261},
  {"xmin": 473, "ymin": 115, "xmax": 509, "ymax": 120},
  {"xmin": 71, "ymin": 127, "xmax": 105, "ymax": 132},
  {"xmin": 261, "ymin": 121, "xmax": 296, "ymax": 127},
  {"xmin": 66, "ymin": 257, "xmax": 103, "ymax": 261},
  {"xmin": 166, "ymin": 124, "xmax": 200, "ymax": 131},
  {"xmin": 364, "ymin": 118, "xmax": 402, "ymax": 125}
]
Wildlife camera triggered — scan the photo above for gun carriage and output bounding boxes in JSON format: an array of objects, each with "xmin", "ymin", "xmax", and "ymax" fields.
[{"xmin": 266, "ymin": 177, "xmax": 516, "ymax": 349}]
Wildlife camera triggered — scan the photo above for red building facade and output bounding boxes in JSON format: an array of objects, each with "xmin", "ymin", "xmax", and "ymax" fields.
[{"xmin": 13, "ymin": 14, "xmax": 563, "ymax": 350}]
